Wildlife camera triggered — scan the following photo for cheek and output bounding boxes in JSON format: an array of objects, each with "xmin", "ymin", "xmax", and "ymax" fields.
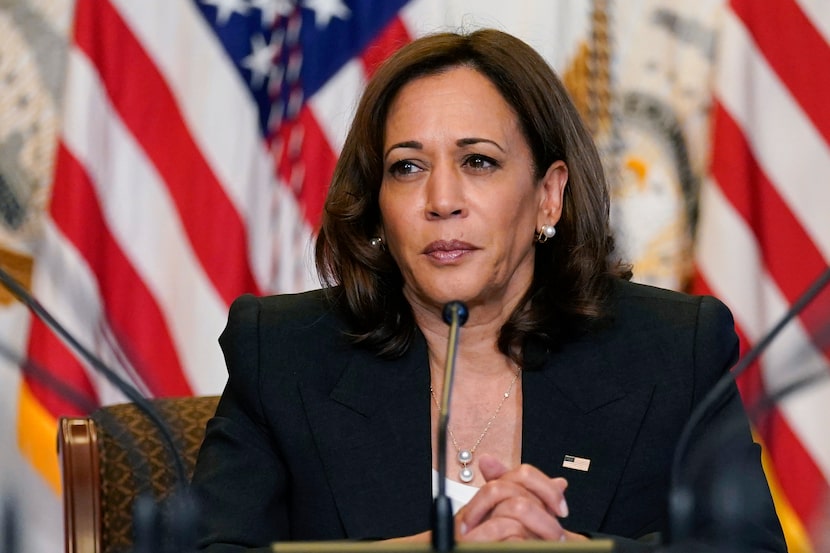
[
  {"xmin": 378, "ymin": 188, "xmax": 393, "ymax": 234},
  {"xmin": 500, "ymin": 193, "xmax": 539, "ymax": 238},
  {"xmin": 493, "ymin": 201, "xmax": 539, "ymax": 262},
  {"xmin": 380, "ymin": 183, "xmax": 425, "ymax": 230},
  {"xmin": 379, "ymin": 196, "xmax": 399, "ymax": 239},
  {"xmin": 378, "ymin": 192, "xmax": 411, "ymax": 261}
]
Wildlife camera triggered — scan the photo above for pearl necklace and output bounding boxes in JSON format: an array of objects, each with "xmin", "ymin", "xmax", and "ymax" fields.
[{"xmin": 430, "ymin": 369, "xmax": 521, "ymax": 483}]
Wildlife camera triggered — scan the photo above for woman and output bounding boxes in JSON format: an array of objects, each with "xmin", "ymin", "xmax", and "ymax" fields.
[{"xmin": 191, "ymin": 29, "xmax": 785, "ymax": 551}]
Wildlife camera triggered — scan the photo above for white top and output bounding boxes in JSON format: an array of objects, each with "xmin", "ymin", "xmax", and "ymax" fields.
[{"xmin": 431, "ymin": 469, "xmax": 480, "ymax": 514}]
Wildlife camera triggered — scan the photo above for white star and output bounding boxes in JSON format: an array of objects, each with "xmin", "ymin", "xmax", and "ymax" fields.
[
  {"xmin": 202, "ymin": 0, "xmax": 250, "ymax": 26},
  {"xmin": 251, "ymin": 0, "xmax": 295, "ymax": 27},
  {"xmin": 301, "ymin": 0, "xmax": 351, "ymax": 29},
  {"xmin": 241, "ymin": 33, "xmax": 281, "ymax": 89}
]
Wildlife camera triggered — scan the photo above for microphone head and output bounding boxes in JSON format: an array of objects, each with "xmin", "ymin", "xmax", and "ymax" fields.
[{"xmin": 442, "ymin": 301, "xmax": 469, "ymax": 326}]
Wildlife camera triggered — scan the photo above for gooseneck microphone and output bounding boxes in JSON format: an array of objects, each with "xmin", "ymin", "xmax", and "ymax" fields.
[
  {"xmin": 669, "ymin": 265, "xmax": 830, "ymax": 545},
  {"xmin": 432, "ymin": 300, "xmax": 469, "ymax": 553},
  {"xmin": 0, "ymin": 264, "xmax": 195, "ymax": 553},
  {"xmin": 0, "ymin": 339, "xmax": 97, "ymax": 413}
]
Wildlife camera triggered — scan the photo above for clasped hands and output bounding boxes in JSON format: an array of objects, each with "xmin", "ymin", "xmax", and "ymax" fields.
[{"xmin": 454, "ymin": 454, "xmax": 587, "ymax": 543}]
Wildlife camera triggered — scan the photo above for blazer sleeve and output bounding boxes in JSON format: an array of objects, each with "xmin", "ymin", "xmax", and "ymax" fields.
[
  {"xmin": 677, "ymin": 295, "xmax": 786, "ymax": 551},
  {"xmin": 191, "ymin": 294, "xmax": 288, "ymax": 553}
]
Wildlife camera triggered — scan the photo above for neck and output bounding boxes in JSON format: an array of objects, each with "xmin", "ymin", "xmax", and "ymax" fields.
[
  {"xmin": 426, "ymin": 316, "xmax": 508, "ymax": 373},
  {"xmin": 411, "ymin": 299, "xmax": 521, "ymax": 381}
]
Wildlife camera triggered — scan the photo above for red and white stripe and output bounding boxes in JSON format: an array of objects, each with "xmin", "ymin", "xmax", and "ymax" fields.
[
  {"xmin": 695, "ymin": 0, "xmax": 830, "ymax": 546},
  {"xmin": 14, "ymin": 2, "xmax": 591, "ymax": 551}
]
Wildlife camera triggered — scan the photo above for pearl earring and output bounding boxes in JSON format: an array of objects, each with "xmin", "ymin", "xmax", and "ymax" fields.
[
  {"xmin": 369, "ymin": 236, "xmax": 384, "ymax": 249},
  {"xmin": 536, "ymin": 224, "xmax": 556, "ymax": 243}
]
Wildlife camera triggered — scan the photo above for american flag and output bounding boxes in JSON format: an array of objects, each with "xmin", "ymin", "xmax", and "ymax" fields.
[
  {"xmin": 16, "ymin": 0, "xmax": 408, "ymax": 549},
  {"xmin": 11, "ymin": 1, "xmax": 589, "ymax": 551},
  {"xmin": 694, "ymin": 0, "xmax": 830, "ymax": 550},
  {"xmin": 6, "ymin": 0, "xmax": 829, "ymax": 551}
]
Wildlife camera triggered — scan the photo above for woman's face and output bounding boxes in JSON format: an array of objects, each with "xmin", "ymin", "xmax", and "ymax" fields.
[{"xmin": 379, "ymin": 66, "xmax": 567, "ymax": 315}]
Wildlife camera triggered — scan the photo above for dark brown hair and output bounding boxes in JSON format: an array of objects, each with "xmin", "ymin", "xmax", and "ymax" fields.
[{"xmin": 315, "ymin": 28, "xmax": 630, "ymax": 364}]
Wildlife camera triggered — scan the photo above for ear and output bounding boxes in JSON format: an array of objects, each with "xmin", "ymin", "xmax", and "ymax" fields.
[{"xmin": 536, "ymin": 160, "xmax": 568, "ymax": 230}]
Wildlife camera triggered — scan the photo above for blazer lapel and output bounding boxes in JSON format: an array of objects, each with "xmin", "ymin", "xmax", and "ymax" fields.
[
  {"xmin": 522, "ymin": 338, "xmax": 654, "ymax": 532},
  {"xmin": 298, "ymin": 325, "xmax": 654, "ymax": 536},
  {"xmin": 299, "ymin": 336, "xmax": 433, "ymax": 539}
]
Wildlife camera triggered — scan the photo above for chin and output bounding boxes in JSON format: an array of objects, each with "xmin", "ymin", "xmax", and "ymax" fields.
[
  {"xmin": 426, "ymin": 289, "xmax": 485, "ymax": 311},
  {"xmin": 410, "ymin": 287, "xmax": 475, "ymax": 312},
  {"xmin": 409, "ymin": 274, "xmax": 507, "ymax": 312}
]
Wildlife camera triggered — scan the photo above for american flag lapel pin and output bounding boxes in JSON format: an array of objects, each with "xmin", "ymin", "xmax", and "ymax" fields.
[{"xmin": 562, "ymin": 454, "xmax": 591, "ymax": 472}]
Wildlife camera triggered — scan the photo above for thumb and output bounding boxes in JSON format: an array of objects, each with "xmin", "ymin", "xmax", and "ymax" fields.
[{"xmin": 477, "ymin": 453, "xmax": 509, "ymax": 481}]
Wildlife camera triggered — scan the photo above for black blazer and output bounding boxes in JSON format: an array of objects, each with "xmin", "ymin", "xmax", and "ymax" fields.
[{"xmin": 191, "ymin": 279, "xmax": 785, "ymax": 552}]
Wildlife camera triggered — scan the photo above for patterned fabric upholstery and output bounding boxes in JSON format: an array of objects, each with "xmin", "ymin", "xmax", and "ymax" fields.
[{"xmin": 60, "ymin": 395, "xmax": 219, "ymax": 553}]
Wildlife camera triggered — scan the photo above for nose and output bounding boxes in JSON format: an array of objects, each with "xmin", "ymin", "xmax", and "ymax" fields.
[{"xmin": 424, "ymin": 164, "xmax": 467, "ymax": 220}]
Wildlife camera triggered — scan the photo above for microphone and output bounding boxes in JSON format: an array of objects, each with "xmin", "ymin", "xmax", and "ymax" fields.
[
  {"xmin": 0, "ymin": 339, "xmax": 97, "ymax": 413},
  {"xmin": 1, "ymin": 494, "xmax": 18, "ymax": 553},
  {"xmin": 432, "ymin": 300, "xmax": 469, "ymax": 553},
  {"xmin": 0, "ymin": 264, "xmax": 196, "ymax": 553},
  {"xmin": 669, "ymin": 265, "xmax": 830, "ymax": 546}
]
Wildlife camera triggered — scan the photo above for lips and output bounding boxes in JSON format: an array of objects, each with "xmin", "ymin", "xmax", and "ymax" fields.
[{"xmin": 422, "ymin": 240, "xmax": 478, "ymax": 262}]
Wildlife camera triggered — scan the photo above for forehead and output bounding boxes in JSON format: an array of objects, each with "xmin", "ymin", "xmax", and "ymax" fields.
[
  {"xmin": 384, "ymin": 66, "xmax": 521, "ymax": 138},
  {"xmin": 391, "ymin": 66, "xmax": 506, "ymax": 107}
]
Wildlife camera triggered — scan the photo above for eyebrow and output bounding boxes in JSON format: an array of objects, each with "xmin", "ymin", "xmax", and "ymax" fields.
[
  {"xmin": 384, "ymin": 141, "xmax": 422, "ymax": 159},
  {"xmin": 457, "ymin": 137, "xmax": 505, "ymax": 152},
  {"xmin": 384, "ymin": 137, "xmax": 505, "ymax": 159}
]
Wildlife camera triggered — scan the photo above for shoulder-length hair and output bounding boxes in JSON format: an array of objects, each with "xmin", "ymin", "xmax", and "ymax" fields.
[{"xmin": 315, "ymin": 28, "xmax": 630, "ymax": 364}]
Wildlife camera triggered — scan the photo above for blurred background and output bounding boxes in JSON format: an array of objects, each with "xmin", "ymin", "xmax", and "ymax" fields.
[{"xmin": 0, "ymin": 0, "xmax": 827, "ymax": 551}]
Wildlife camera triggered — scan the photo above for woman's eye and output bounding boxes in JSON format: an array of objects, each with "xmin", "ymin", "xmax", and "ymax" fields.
[
  {"xmin": 388, "ymin": 160, "xmax": 422, "ymax": 177},
  {"xmin": 463, "ymin": 154, "xmax": 498, "ymax": 170}
]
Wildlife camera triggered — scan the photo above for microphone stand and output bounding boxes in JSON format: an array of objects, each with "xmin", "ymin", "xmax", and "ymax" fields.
[
  {"xmin": 0, "ymin": 339, "xmax": 98, "ymax": 413},
  {"xmin": 0, "ymin": 264, "xmax": 196, "ymax": 553},
  {"xmin": 1, "ymin": 494, "xmax": 18, "ymax": 553},
  {"xmin": 669, "ymin": 265, "xmax": 830, "ymax": 545},
  {"xmin": 432, "ymin": 301, "xmax": 468, "ymax": 553}
]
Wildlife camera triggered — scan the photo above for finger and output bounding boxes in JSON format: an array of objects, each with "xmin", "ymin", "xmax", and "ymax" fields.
[
  {"xmin": 478, "ymin": 456, "xmax": 570, "ymax": 518},
  {"xmin": 478, "ymin": 454, "xmax": 510, "ymax": 481},
  {"xmin": 562, "ymin": 530, "xmax": 590, "ymax": 542},
  {"xmin": 459, "ymin": 478, "xmax": 542, "ymax": 530},
  {"xmin": 459, "ymin": 516, "xmax": 528, "ymax": 542},
  {"xmin": 489, "ymin": 496, "xmax": 565, "ymax": 540}
]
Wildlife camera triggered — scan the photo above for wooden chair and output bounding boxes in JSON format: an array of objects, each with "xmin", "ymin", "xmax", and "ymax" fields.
[{"xmin": 58, "ymin": 395, "xmax": 220, "ymax": 553}]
